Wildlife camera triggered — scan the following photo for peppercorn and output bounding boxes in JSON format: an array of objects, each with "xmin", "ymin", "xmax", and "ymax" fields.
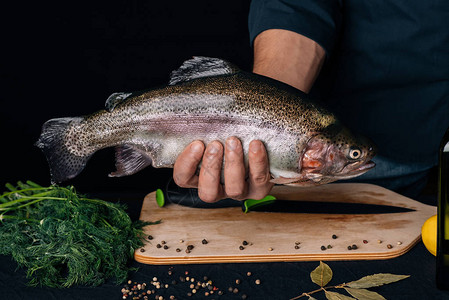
[
  {"xmin": 242, "ymin": 240, "xmax": 248, "ymax": 246},
  {"xmin": 187, "ymin": 292, "xmax": 192, "ymax": 297},
  {"xmin": 140, "ymin": 248, "xmax": 145, "ymax": 252},
  {"xmin": 321, "ymin": 245, "xmax": 326, "ymax": 251},
  {"xmin": 239, "ymin": 246, "xmax": 245, "ymax": 250},
  {"xmin": 363, "ymin": 240, "xmax": 368, "ymax": 244},
  {"xmin": 228, "ymin": 287, "xmax": 234, "ymax": 292},
  {"xmin": 161, "ymin": 240, "xmax": 166, "ymax": 245},
  {"xmin": 295, "ymin": 241, "xmax": 300, "ymax": 245},
  {"xmin": 247, "ymin": 272, "xmax": 252, "ymax": 276},
  {"xmin": 218, "ymin": 291, "xmax": 223, "ymax": 295},
  {"xmin": 387, "ymin": 244, "xmax": 393, "ymax": 249},
  {"xmin": 347, "ymin": 246, "xmax": 352, "ymax": 250},
  {"xmin": 187, "ymin": 245, "xmax": 194, "ymax": 250},
  {"xmin": 163, "ymin": 245, "xmax": 169, "ymax": 250},
  {"xmin": 268, "ymin": 247, "xmax": 273, "ymax": 251},
  {"xmin": 295, "ymin": 245, "xmax": 300, "ymax": 249},
  {"xmin": 242, "ymin": 294, "xmax": 248, "ymax": 299},
  {"xmin": 351, "ymin": 244, "xmax": 358, "ymax": 250},
  {"xmin": 148, "ymin": 235, "xmax": 153, "ymax": 240},
  {"xmin": 332, "ymin": 234, "xmax": 337, "ymax": 239},
  {"xmin": 202, "ymin": 239, "xmax": 208, "ymax": 244},
  {"xmin": 235, "ymin": 279, "xmax": 241, "ymax": 285},
  {"xmin": 233, "ymin": 288, "xmax": 239, "ymax": 294},
  {"xmin": 397, "ymin": 241, "xmax": 402, "ymax": 245},
  {"xmin": 176, "ymin": 248, "xmax": 181, "ymax": 252},
  {"xmin": 255, "ymin": 279, "xmax": 261, "ymax": 285},
  {"xmin": 156, "ymin": 244, "xmax": 162, "ymax": 248},
  {"xmin": 327, "ymin": 245, "xmax": 332, "ymax": 249}
]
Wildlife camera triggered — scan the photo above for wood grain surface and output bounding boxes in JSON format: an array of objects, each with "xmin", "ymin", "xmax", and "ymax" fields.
[{"xmin": 134, "ymin": 183, "xmax": 436, "ymax": 265}]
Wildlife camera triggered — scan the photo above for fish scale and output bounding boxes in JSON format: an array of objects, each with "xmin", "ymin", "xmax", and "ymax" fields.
[{"xmin": 36, "ymin": 56, "xmax": 376, "ymax": 185}]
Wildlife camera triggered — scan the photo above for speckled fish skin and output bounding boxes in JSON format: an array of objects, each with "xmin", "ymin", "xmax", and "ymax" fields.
[{"xmin": 36, "ymin": 57, "xmax": 376, "ymax": 184}]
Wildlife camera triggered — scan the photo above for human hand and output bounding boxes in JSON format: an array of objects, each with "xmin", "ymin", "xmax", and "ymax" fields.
[{"xmin": 173, "ymin": 137, "xmax": 274, "ymax": 202}]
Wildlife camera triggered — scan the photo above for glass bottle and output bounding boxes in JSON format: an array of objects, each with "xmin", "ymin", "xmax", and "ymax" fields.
[{"xmin": 437, "ymin": 126, "xmax": 449, "ymax": 289}]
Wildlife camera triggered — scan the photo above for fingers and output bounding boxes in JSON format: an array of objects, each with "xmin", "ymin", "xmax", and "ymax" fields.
[
  {"xmin": 173, "ymin": 141, "xmax": 205, "ymax": 188},
  {"xmin": 246, "ymin": 140, "xmax": 274, "ymax": 199},
  {"xmin": 224, "ymin": 137, "xmax": 248, "ymax": 200},
  {"xmin": 198, "ymin": 141, "xmax": 226, "ymax": 202},
  {"xmin": 173, "ymin": 138, "xmax": 273, "ymax": 203}
]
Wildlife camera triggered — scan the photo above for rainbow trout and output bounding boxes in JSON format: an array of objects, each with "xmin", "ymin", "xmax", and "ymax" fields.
[{"xmin": 36, "ymin": 57, "xmax": 375, "ymax": 185}]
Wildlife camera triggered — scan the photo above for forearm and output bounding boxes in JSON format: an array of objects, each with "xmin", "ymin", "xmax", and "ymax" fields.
[{"xmin": 252, "ymin": 29, "xmax": 325, "ymax": 93}]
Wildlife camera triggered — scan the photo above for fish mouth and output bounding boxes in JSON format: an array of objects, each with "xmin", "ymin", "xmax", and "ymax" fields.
[{"xmin": 349, "ymin": 160, "xmax": 376, "ymax": 174}]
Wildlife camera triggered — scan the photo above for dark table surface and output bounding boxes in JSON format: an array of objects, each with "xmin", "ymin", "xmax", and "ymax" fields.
[{"xmin": 1, "ymin": 189, "xmax": 449, "ymax": 300}]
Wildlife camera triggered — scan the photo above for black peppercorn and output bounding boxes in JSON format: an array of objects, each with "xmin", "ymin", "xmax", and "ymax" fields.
[
  {"xmin": 320, "ymin": 245, "xmax": 326, "ymax": 251},
  {"xmin": 294, "ymin": 245, "xmax": 300, "ymax": 249},
  {"xmin": 163, "ymin": 245, "xmax": 169, "ymax": 250},
  {"xmin": 351, "ymin": 244, "xmax": 358, "ymax": 250},
  {"xmin": 332, "ymin": 234, "xmax": 337, "ymax": 239},
  {"xmin": 242, "ymin": 241, "xmax": 248, "ymax": 246},
  {"xmin": 239, "ymin": 246, "xmax": 245, "ymax": 250},
  {"xmin": 176, "ymin": 248, "xmax": 181, "ymax": 252},
  {"xmin": 148, "ymin": 235, "xmax": 153, "ymax": 240},
  {"xmin": 156, "ymin": 244, "xmax": 162, "ymax": 248},
  {"xmin": 187, "ymin": 245, "xmax": 194, "ymax": 250},
  {"xmin": 202, "ymin": 239, "xmax": 208, "ymax": 244},
  {"xmin": 347, "ymin": 246, "xmax": 352, "ymax": 250},
  {"xmin": 140, "ymin": 248, "xmax": 145, "ymax": 252}
]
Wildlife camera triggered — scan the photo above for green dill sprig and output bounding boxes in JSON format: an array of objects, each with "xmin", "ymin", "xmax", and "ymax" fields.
[{"xmin": 0, "ymin": 181, "xmax": 159, "ymax": 288}]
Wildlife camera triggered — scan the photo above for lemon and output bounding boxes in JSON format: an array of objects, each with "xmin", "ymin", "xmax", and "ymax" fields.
[{"xmin": 421, "ymin": 214, "xmax": 437, "ymax": 256}]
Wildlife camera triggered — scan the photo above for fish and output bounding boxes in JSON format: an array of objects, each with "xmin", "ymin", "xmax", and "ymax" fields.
[{"xmin": 36, "ymin": 56, "xmax": 376, "ymax": 185}]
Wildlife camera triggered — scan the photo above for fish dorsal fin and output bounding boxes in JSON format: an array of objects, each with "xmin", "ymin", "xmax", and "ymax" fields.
[
  {"xmin": 105, "ymin": 92, "xmax": 133, "ymax": 112},
  {"xmin": 169, "ymin": 56, "xmax": 239, "ymax": 85}
]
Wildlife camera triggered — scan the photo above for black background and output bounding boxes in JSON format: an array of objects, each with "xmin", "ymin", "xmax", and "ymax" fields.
[{"xmin": 2, "ymin": 0, "xmax": 253, "ymax": 198}]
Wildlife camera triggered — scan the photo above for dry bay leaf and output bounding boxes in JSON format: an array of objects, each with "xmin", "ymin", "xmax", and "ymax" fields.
[
  {"xmin": 325, "ymin": 290, "xmax": 355, "ymax": 300},
  {"xmin": 310, "ymin": 261, "xmax": 333, "ymax": 287},
  {"xmin": 345, "ymin": 287, "xmax": 386, "ymax": 300},
  {"xmin": 347, "ymin": 273, "xmax": 410, "ymax": 289}
]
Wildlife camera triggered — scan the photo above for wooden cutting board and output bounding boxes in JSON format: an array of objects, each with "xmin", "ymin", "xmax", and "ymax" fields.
[{"xmin": 134, "ymin": 183, "xmax": 436, "ymax": 264}]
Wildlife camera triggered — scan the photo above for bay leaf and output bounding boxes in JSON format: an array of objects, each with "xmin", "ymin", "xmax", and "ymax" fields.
[
  {"xmin": 344, "ymin": 287, "xmax": 386, "ymax": 300},
  {"xmin": 347, "ymin": 273, "xmax": 410, "ymax": 289},
  {"xmin": 310, "ymin": 261, "xmax": 333, "ymax": 287},
  {"xmin": 325, "ymin": 290, "xmax": 356, "ymax": 300}
]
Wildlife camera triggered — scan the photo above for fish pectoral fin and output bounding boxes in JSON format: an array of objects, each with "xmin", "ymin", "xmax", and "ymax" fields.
[
  {"xmin": 168, "ymin": 56, "xmax": 240, "ymax": 85},
  {"xmin": 105, "ymin": 92, "xmax": 133, "ymax": 112},
  {"xmin": 109, "ymin": 144, "xmax": 152, "ymax": 177},
  {"xmin": 270, "ymin": 176, "xmax": 304, "ymax": 185}
]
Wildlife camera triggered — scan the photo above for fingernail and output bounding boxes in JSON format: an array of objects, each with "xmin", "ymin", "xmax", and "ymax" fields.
[
  {"xmin": 226, "ymin": 138, "xmax": 237, "ymax": 151},
  {"xmin": 191, "ymin": 141, "xmax": 203, "ymax": 153},
  {"xmin": 250, "ymin": 141, "xmax": 261, "ymax": 153},
  {"xmin": 208, "ymin": 143, "xmax": 219, "ymax": 154}
]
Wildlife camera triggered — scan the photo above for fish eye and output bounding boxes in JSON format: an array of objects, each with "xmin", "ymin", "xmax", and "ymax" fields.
[{"xmin": 349, "ymin": 147, "xmax": 362, "ymax": 160}]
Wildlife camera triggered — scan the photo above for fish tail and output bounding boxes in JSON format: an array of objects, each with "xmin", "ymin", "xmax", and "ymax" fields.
[{"xmin": 35, "ymin": 117, "xmax": 91, "ymax": 183}]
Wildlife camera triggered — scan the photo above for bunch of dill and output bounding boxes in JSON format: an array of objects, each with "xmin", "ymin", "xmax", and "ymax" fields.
[{"xmin": 0, "ymin": 181, "xmax": 156, "ymax": 288}]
